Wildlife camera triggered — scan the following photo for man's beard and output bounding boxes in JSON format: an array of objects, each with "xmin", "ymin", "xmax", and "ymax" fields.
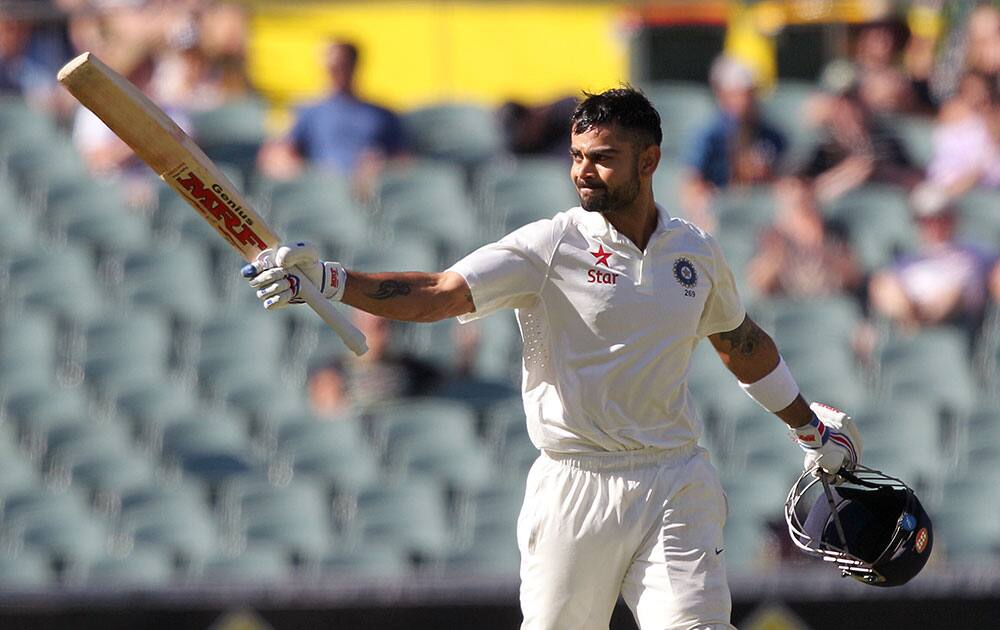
[{"xmin": 578, "ymin": 169, "xmax": 640, "ymax": 214}]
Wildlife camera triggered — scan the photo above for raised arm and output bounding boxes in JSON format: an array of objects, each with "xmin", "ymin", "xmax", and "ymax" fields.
[
  {"xmin": 342, "ymin": 270, "xmax": 475, "ymax": 322},
  {"xmin": 707, "ymin": 314, "xmax": 812, "ymax": 429}
]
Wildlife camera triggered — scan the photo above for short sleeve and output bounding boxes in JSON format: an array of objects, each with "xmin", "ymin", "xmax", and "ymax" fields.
[
  {"xmin": 696, "ymin": 234, "xmax": 747, "ymax": 337},
  {"xmin": 446, "ymin": 220, "xmax": 557, "ymax": 323},
  {"xmin": 288, "ymin": 107, "xmax": 311, "ymax": 156}
]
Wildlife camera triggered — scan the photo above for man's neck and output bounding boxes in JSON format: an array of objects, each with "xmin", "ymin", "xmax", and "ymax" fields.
[{"xmin": 602, "ymin": 198, "xmax": 659, "ymax": 251}]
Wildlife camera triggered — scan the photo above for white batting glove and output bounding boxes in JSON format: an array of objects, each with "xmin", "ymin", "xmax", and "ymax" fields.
[
  {"xmin": 241, "ymin": 241, "xmax": 346, "ymax": 310},
  {"xmin": 792, "ymin": 402, "xmax": 863, "ymax": 476}
]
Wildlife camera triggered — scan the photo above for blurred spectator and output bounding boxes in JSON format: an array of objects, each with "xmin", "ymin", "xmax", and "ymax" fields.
[
  {"xmin": 926, "ymin": 71, "xmax": 1000, "ymax": 194},
  {"xmin": 498, "ymin": 96, "xmax": 576, "ymax": 157},
  {"xmin": 680, "ymin": 55, "xmax": 787, "ymax": 232},
  {"xmin": 71, "ymin": 50, "xmax": 193, "ymax": 208},
  {"xmin": 963, "ymin": 3, "xmax": 1000, "ymax": 84},
  {"xmin": 845, "ymin": 19, "xmax": 925, "ymax": 114},
  {"xmin": 258, "ymin": 40, "xmax": 406, "ymax": 196},
  {"xmin": 798, "ymin": 86, "xmax": 921, "ymax": 203},
  {"xmin": 307, "ymin": 356, "xmax": 352, "ymax": 420},
  {"xmin": 307, "ymin": 312, "xmax": 443, "ymax": 415},
  {"xmin": 746, "ymin": 177, "xmax": 863, "ymax": 299},
  {"xmin": 0, "ymin": 12, "xmax": 70, "ymax": 110},
  {"xmin": 868, "ymin": 184, "xmax": 999, "ymax": 334}
]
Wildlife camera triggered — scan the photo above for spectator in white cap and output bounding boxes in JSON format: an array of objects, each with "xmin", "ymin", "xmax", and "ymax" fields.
[
  {"xmin": 868, "ymin": 182, "xmax": 999, "ymax": 336},
  {"xmin": 680, "ymin": 55, "xmax": 787, "ymax": 231}
]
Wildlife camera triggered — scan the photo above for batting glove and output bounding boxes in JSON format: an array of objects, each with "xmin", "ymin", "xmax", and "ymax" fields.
[
  {"xmin": 792, "ymin": 402, "xmax": 863, "ymax": 476},
  {"xmin": 241, "ymin": 241, "xmax": 346, "ymax": 310}
]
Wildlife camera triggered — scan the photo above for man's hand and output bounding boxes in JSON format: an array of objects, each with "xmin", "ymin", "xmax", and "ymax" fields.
[
  {"xmin": 241, "ymin": 241, "xmax": 346, "ymax": 310},
  {"xmin": 792, "ymin": 402, "xmax": 863, "ymax": 476}
]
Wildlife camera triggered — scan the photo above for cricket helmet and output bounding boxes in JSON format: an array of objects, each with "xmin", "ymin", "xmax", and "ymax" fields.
[{"xmin": 784, "ymin": 464, "xmax": 932, "ymax": 586}]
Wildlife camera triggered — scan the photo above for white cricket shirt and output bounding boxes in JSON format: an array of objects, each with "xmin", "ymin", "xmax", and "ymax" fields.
[{"xmin": 448, "ymin": 205, "xmax": 746, "ymax": 454}]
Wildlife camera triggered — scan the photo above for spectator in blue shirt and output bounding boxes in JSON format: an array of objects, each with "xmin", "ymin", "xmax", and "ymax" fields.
[
  {"xmin": 258, "ymin": 40, "xmax": 406, "ymax": 195},
  {"xmin": 680, "ymin": 55, "xmax": 787, "ymax": 231}
]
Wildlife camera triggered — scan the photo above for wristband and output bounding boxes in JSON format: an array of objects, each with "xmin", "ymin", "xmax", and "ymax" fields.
[
  {"xmin": 321, "ymin": 261, "xmax": 347, "ymax": 302},
  {"xmin": 739, "ymin": 357, "xmax": 800, "ymax": 412}
]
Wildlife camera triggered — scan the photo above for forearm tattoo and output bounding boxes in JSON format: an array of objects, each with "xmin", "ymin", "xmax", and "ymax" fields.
[
  {"xmin": 366, "ymin": 280, "xmax": 412, "ymax": 300},
  {"xmin": 717, "ymin": 317, "xmax": 762, "ymax": 356}
]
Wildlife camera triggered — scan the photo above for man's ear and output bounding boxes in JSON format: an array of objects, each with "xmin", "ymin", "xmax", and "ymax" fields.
[{"xmin": 639, "ymin": 144, "xmax": 661, "ymax": 177}]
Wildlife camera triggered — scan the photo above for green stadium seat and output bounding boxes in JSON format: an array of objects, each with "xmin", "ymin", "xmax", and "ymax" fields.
[
  {"xmin": 435, "ymin": 377, "xmax": 519, "ymax": 414},
  {"xmin": 4, "ymin": 387, "xmax": 93, "ymax": 445},
  {"xmin": 258, "ymin": 168, "xmax": 367, "ymax": 253},
  {"xmin": 389, "ymin": 437, "xmax": 495, "ymax": 493},
  {"xmin": 177, "ymin": 449, "xmax": 259, "ymax": 485},
  {"xmin": 478, "ymin": 157, "xmax": 578, "ymax": 235},
  {"xmin": 80, "ymin": 548, "xmax": 175, "ymax": 587},
  {"xmin": 122, "ymin": 503, "xmax": 218, "ymax": 566},
  {"xmin": 0, "ymin": 454, "xmax": 40, "ymax": 501},
  {"xmin": 955, "ymin": 189, "xmax": 1000, "ymax": 247},
  {"xmin": 271, "ymin": 419, "xmax": 380, "ymax": 493},
  {"xmin": 931, "ymin": 475, "xmax": 1000, "ymax": 562},
  {"xmin": 5, "ymin": 243, "xmax": 101, "ymax": 322},
  {"xmin": 878, "ymin": 328, "xmax": 976, "ymax": 417},
  {"xmin": 402, "ymin": 103, "xmax": 503, "ymax": 167},
  {"xmin": 469, "ymin": 311, "xmax": 522, "ymax": 382},
  {"xmin": 194, "ymin": 545, "xmax": 293, "ymax": 583},
  {"xmin": 43, "ymin": 179, "xmax": 151, "ymax": 252},
  {"xmin": 4, "ymin": 141, "xmax": 87, "ymax": 194},
  {"xmin": 711, "ymin": 186, "xmax": 777, "ymax": 234},
  {"xmin": 888, "ymin": 115, "xmax": 934, "ymax": 168},
  {"xmin": 342, "ymin": 477, "xmax": 452, "ymax": 559},
  {"xmin": 455, "ymin": 479, "xmax": 524, "ymax": 546},
  {"xmin": 316, "ymin": 542, "xmax": 411, "ymax": 579},
  {"xmin": 851, "ymin": 401, "xmax": 943, "ymax": 482},
  {"xmin": 161, "ymin": 418, "xmax": 250, "ymax": 459},
  {"xmin": 0, "ymin": 550, "xmax": 53, "ymax": 587},
  {"xmin": 196, "ymin": 310, "xmax": 287, "ymax": 386},
  {"xmin": 13, "ymin": 507, "xmax": 107, "ymax": 566},
  {"xmin": 349, "ymin": 234, "xmax": 438, "ymax": 272},
  {"xmin": 432, "ymin": 533, "xmax": 519, "ymax": 576},
  {"xmin": 821, "ymin": 184, "xmax": 916, "ymax": 270},
  {"xmin": 225, "ymin": 478, "xmax": 333, "ymax": 559},
  {"xmin": 118, "ymin": 243, "xmax": 217, "ymax": 323},
  {"xmin": 641, "ymin": 81, "xmax": 716, "ymax": 158},
  {"xmin": 114, "ymin": 380, "xmax": 201, "ymax": 432},
  {"xmin": 723, "ymin": 411, "xmax": 802, "ymax": 479},
  {"xmin": 43, "ymin": 422, "xmax": 135, "ymax": 470},
  {"xmin": 369, "ymin": 397, "xmax": 480, "ymax": 455},
  {"xmin": 376, "ymin": 160, "xmax": 478, "ymax": 256},
  {"xmin": 118, "ymin": 481, "xmax": 211, "ymax": 521},
  {"xmin": 274, "ymin": 414, "xmax": 366, "ymax": 454},
  {"xmin": 496, "ymin": 424, "xmax": 538, "ymax": 479},
  {"xmin": 759, "ymin": 80, "xmax": 819, "ymax": 150},
  {"xmin": 191, "ymin": 98, "xmax": 267, "ymax": 147},
  {"xmin": 83, "ymin": 312, "xmax": 173, "ymax": 393}
]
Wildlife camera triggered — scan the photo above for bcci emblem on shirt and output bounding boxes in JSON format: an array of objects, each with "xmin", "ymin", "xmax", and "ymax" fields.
[{"xmin": 673, "ymin": 257, "xmax": 698, "ymax": 296}]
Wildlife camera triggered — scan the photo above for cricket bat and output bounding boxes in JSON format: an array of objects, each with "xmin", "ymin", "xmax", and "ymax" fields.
[{"xmin": 57, "ymin": 52, "xmax": 367, "ymax": 356}]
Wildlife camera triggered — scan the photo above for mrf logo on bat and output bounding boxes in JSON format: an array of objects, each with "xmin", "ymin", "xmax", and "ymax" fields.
[{"xmin": 169, "ymin": 164, "xmax": 268, "ymax": 252}]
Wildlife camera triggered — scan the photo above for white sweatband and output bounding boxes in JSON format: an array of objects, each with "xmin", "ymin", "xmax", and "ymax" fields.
[
  {"xmin": 739, "ymin": 358, "xmax": 800, "ymax": 412},
  {"xmin": 321, "ymin": 261, "xmax": 347, "ymax": 302}
]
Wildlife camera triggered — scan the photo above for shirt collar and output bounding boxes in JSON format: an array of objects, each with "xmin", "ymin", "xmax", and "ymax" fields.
[{"xmin": 576, "ymin": 204, "xmax": 672, "ymax": 244}]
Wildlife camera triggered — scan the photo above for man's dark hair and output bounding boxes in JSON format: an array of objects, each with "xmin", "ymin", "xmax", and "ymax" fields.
[{"xmin": 570, "ymin": 87, "xmax": 662, "ymax": 148}]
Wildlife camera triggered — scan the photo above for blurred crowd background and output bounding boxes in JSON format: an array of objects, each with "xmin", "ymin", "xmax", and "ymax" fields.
[{"xmin": 0, "ymin": 0, "xmax": 999, "ymax": 599}]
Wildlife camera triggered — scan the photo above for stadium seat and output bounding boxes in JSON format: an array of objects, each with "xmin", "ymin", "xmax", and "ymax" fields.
[
  {"xmin": 711, "ymin": 186, "xmax": 777, "ymax": 234},
  {"xmin": 5, "ymin": 243, "xmax": 101, "ymax": 322},
  {"xmin": 4, "ymin": 141, "xmax": 87, "ymax": 195},
  {"xmin": 723, "ymin": 411, "xmax": 803, "ymax": 479},
  {"xmin": 878, "ymin": 328, "xmax": 976, "ymax": 417},
  {"xmin": 161, "ymin": 418, "xmax": 250, "ymax": 460},
  {"xmin": 194, "ymin": 545, "xmax": 294, "ymax": 583},
  {"xmin": 341, "ymin": 477, "xmax": 452, "ymax": 559},
  {"xmin": 0, "ymin": 453, "xmax": 40, "ymax": 502},
  {"xmin": 43, "ymin": 178, "xmax": 150, "ymax": 252},
  {"xmin": 0, "ymin": 313, "xmax": 59, "ymax": 397},
  {"xmin": 641, "ymin": 81, "xmax": 716, "ymax": 158},
  {"xmin": 121, "ymin": 503, "xmax": 218, "ymax": 566},
  {"xmin": 821, "ymin": 184, "xmax": 916, "ymax": 270},
  {"xmin": 223, "ymin": 477, "xmax": 333, "ymax": 560},
  {"xmin": 117, "ymin": 481, "xmax": 211, "ymax": 523},
  {"xmin": 851, "ymin": 401, "xmax": 943, "ymax": 482},
  {"xmin": 389, "ymin": 437, "xmax": 495, "ymax": 493},
  {"xmin": 887, "ymin": 115, "xmax": 934, "ymax": 168},
  {"xmin": 759, "ymin": 80, "xmax": 819, "ymax": 150},
  {"xmin": 271, "ymin": 418, "xmax": 380, "ymax": 493},
  {"xmin": 80, "ymin": 548, "xmax": 176, "ymax": 587},
  {"xmin": 0, "ymin": 549, "xmax": 53, "ymax": 587},
  {"xmin": 316, "ymin": 542, "xmax": 411, "ymax": 579},
  {"xmin": 431, "ymin": 534, "xmax": 519, "ymax": 577},
  {"xmin": 349, "ymin": 234, "xmax": 438, "ymax": 273},
  {"xmin": 195, "ymin": 310, "xmax": 287, "ymax": 388},
  {"xmin": 369, "ymin": 397, "xmax": 480, "ymax": 456},
  {"xmin": 931, "ymin": 475, "xmax": 1000, "ymax": 562},
  {"xmin": 59, "ymin": 451, "xmax": 157, "ymax": 498},
  {"xmin": 455, "ymin": 479, "xmax": 524, "ymax": 547},
  {"xmin": 468, "ymin": 311, "xmax": 522, "ymax": 382},
  {"xmin": 5, "ymin": 387, "xmax": 94, "ymax": 449},
  {"xmin": 117, "ymin": 242, "xmax": 217, "ymax": 323},
  {"xmin": 190, "ymin": 97, "xmax": 267, "ymax": 145},
  {"xmin": 83, "ymin": 311, "xmax": 173, "ymax": 393},
  {"xmin": 265, "ymin": 168, "xmax": 369, "ymax": 255},
  {"xmin": 177, "ymin": 449, "xmax": 259, "ymax": 486},
  {"xmin": 376, "ymin": 160, "xmax": 478, "ymax": 256},
  {"xmin": 114, "ymin": 380, "xmax": 202, "ymax": 433},
  {"xmin": 9, "ymin": 504, "xmax": 107, "ymax": 567},
  {"xmin": 477, "ymin": 157, "xmax": 578, "ymax": 235},
  {"xmin": 955, "ymin": 189, "xmax": 1000, "ymax": 247},
  {"xmin": 402, "ymin": 103, "xmax": 503, "ymax": 167}
]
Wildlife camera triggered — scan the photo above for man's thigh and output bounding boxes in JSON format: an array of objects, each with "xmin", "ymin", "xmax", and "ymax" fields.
[
  {"xmin": 517, "ymin": 456, "xmax": 632, "ymax": 630},
  {"xmin": 620, "ymin": 451, "xmax": 735, "ymax": 630}
]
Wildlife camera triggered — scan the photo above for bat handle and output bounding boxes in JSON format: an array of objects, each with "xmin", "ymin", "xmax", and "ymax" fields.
[{"xmin": 293, "ymin": 267, "xmax": 369, "ymax": 356}]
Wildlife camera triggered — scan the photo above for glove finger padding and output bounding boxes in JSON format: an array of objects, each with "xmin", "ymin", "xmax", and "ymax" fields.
[
  {"xmin": 248, "ymin": 267, "xmax": 288, "ymax": 289},
  {"xmin": 275, "ymin": 241, "xmax": 323, "ymax": 290}
]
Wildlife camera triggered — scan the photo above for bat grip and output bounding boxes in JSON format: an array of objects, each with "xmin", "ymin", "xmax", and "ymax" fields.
[{"xmin": 293, "ymin": 266, "xmax": 368, "ymax": 356}]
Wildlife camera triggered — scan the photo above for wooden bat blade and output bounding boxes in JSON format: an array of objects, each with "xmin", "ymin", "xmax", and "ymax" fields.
[
  {"xmin": 58, "ymin": 52, "xmax": 276, "ymax": 261},
  {"xmin": 57, "ymin": 52, "xmax": 368, "ymax": 356}
]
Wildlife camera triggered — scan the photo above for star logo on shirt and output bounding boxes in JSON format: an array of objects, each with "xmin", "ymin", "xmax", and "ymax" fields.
[{"xmin": 591, "ymin": 245, "xmax": 613, "ymax": 267}]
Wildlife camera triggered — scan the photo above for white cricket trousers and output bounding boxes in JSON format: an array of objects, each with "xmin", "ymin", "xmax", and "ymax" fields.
[{"xmin": 517, "ymin": 444, "xmax": 736, "ymax": 630}]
